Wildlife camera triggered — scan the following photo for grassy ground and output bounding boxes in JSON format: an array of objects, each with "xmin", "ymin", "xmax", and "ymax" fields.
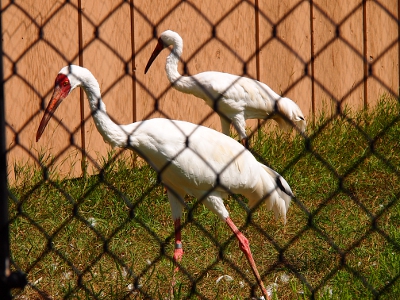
[{"xmin": 8, "ymin": 95, "xmax": 400, "ymax": 299}]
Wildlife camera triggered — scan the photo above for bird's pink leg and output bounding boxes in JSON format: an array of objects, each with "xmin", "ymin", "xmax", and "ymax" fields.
[
  {"xmin": 173, "ymin": 218, "xmax": 184, "ymax": 272},
  {"xmin": 225, "ymin": 217, "xmax": 270, "ymax": 300},
  {"xmin": 171, "ymin": 218, "xmax": 184, "ymax": 296}
]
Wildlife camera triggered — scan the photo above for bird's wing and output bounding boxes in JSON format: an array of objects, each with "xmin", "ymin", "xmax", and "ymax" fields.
[
  {"xmin": 192, "ymin": 72, "xmax": 278, "ymax": 116},
  {"xmin": 127, "ymin": 119, "xmax": 259, "ymax": 189}
]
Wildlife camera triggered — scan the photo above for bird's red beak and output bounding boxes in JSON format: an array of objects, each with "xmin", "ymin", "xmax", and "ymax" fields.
[
  {"xmin": 36, "ymin": 74, "xmax": 71, "ymax": 142},
  {"xmin": 144, "ymin": 38, "xmax": 165, "ymax": 74}
]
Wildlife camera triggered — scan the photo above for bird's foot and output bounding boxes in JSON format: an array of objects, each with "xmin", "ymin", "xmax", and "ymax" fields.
[
  {"xmin": 173, "ymin": 243, "xmax": 183, "ymax": 272},
  {"xmin": 171, "ymin": 244, "xmax": 184, "ymax": 297},
  {"xmin": 226, "ymin": 217, "xmax": 270, "ymax": 300}
]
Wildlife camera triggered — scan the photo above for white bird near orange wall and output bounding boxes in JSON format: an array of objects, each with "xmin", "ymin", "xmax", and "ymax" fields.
[
  {"xmin": 36, "ymin": 65, "xmax": 294, "ymax": 300},
  {"xmin": 144, "ymin": 30, "xmax": 306, "ymax": 146}
]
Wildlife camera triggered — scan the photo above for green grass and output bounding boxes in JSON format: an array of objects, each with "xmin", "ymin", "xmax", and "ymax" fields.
[{"xmin": 8, "ymin": 95, "xmax": 400, "ymax": 299}]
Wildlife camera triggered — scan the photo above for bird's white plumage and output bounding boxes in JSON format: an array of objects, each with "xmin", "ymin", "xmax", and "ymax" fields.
[
  {"xmin": 37, "ymin": 65, "xmax": 295, "ymax": 299},
  {"xmin": 146, "ymin": 30, "xmax": 306, "ymax": 140},
  {"xmin": 57, "ymin": 65, "xmax": 292, "ymax": 223}
]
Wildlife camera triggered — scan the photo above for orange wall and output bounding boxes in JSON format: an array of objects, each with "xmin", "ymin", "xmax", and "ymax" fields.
[{"xmin": 2, "ymin": 0, "xmax": 399, "ymax": 179}]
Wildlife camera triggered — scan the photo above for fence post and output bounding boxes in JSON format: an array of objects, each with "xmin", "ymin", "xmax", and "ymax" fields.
[{"xmin": 0, "ymin": 13, "xmax": 27, "ymax": 299}]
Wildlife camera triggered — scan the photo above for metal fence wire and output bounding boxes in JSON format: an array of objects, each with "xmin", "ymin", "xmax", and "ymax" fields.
[{"xmin": 1, "ymin": 0, "xmax": 400, "ymax": 299}]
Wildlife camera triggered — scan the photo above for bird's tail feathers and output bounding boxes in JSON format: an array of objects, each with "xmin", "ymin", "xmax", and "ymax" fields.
[
  {"xmin": 275, "ymin": 98, "xmax": 306, "ymax": 133},
  {"xmin": 260, "ymin": 164, "xmax": 293, "ymax": 223},
  {"xmin": 293, "ymin": 114, "xmax": 307, "ymax": 133},
  {"xmin": 273, "ymin": 197, "xmax": 288, "ymax": 225}
]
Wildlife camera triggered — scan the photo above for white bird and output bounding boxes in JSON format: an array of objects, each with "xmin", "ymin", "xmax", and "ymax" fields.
[
  {"xmin": 36, "ymin": 65, "xmax": 294, "ymax": 300},
  {"xmin": 145, "ymin": 30, "xmax": 306, "ymax": 146}
]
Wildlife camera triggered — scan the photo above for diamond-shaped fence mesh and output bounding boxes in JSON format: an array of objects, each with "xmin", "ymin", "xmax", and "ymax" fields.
[{"xmin": 1, "ymin": 0, "xmax": 400, "ymax": 299}]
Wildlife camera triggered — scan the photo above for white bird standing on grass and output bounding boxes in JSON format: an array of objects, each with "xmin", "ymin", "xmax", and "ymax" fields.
[
  {"xmin": 144, "ymin": 30, "xmax": 306, "ymax": 146},
  {"xmin": 36, "ymin": 65, "xmax": 294, "ymax": 300}
]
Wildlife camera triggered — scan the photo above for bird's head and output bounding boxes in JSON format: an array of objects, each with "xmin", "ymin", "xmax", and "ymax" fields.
[
  {"xmin": 36, "ymin": 66, "xmax": 83, "ymax": 142},
  {"xmin": 144, "ymin": 30, "xmax": 182, "ymax": 74}
]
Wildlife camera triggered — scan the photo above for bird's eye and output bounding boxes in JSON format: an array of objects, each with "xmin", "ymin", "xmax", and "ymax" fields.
[{"xmin": 63, "ymin": 80, "xmax": 69, "ymax": 86}]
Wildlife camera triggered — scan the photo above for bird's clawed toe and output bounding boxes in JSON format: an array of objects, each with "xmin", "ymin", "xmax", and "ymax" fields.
[{"xmin": 173, "ymin": 246, "xmax": 184, "ymax": 272}]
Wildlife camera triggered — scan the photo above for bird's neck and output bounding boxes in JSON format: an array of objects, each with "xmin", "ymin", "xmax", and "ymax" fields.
[
  {"xmin": 165, "ymin": 45, "xmax": 198, "ymax": 95},
  {"xmin": 81, "ymin": 78, "xmax": 129, "ymax": 148}
]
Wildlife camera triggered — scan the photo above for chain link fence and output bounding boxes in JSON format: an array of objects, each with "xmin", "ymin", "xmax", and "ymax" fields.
[{"xmin": 1, "ymin": 0, "xmax": 400, "ymax": 299}]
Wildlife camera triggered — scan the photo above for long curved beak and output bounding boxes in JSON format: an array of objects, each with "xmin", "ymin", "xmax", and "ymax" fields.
[
  {"xmin": 144, "ymin": 39, "xmax": 165, "ymax": 74},
  {"xmin": 36, "ymin": 85, "xmax": 66, "ymax": 142}
]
